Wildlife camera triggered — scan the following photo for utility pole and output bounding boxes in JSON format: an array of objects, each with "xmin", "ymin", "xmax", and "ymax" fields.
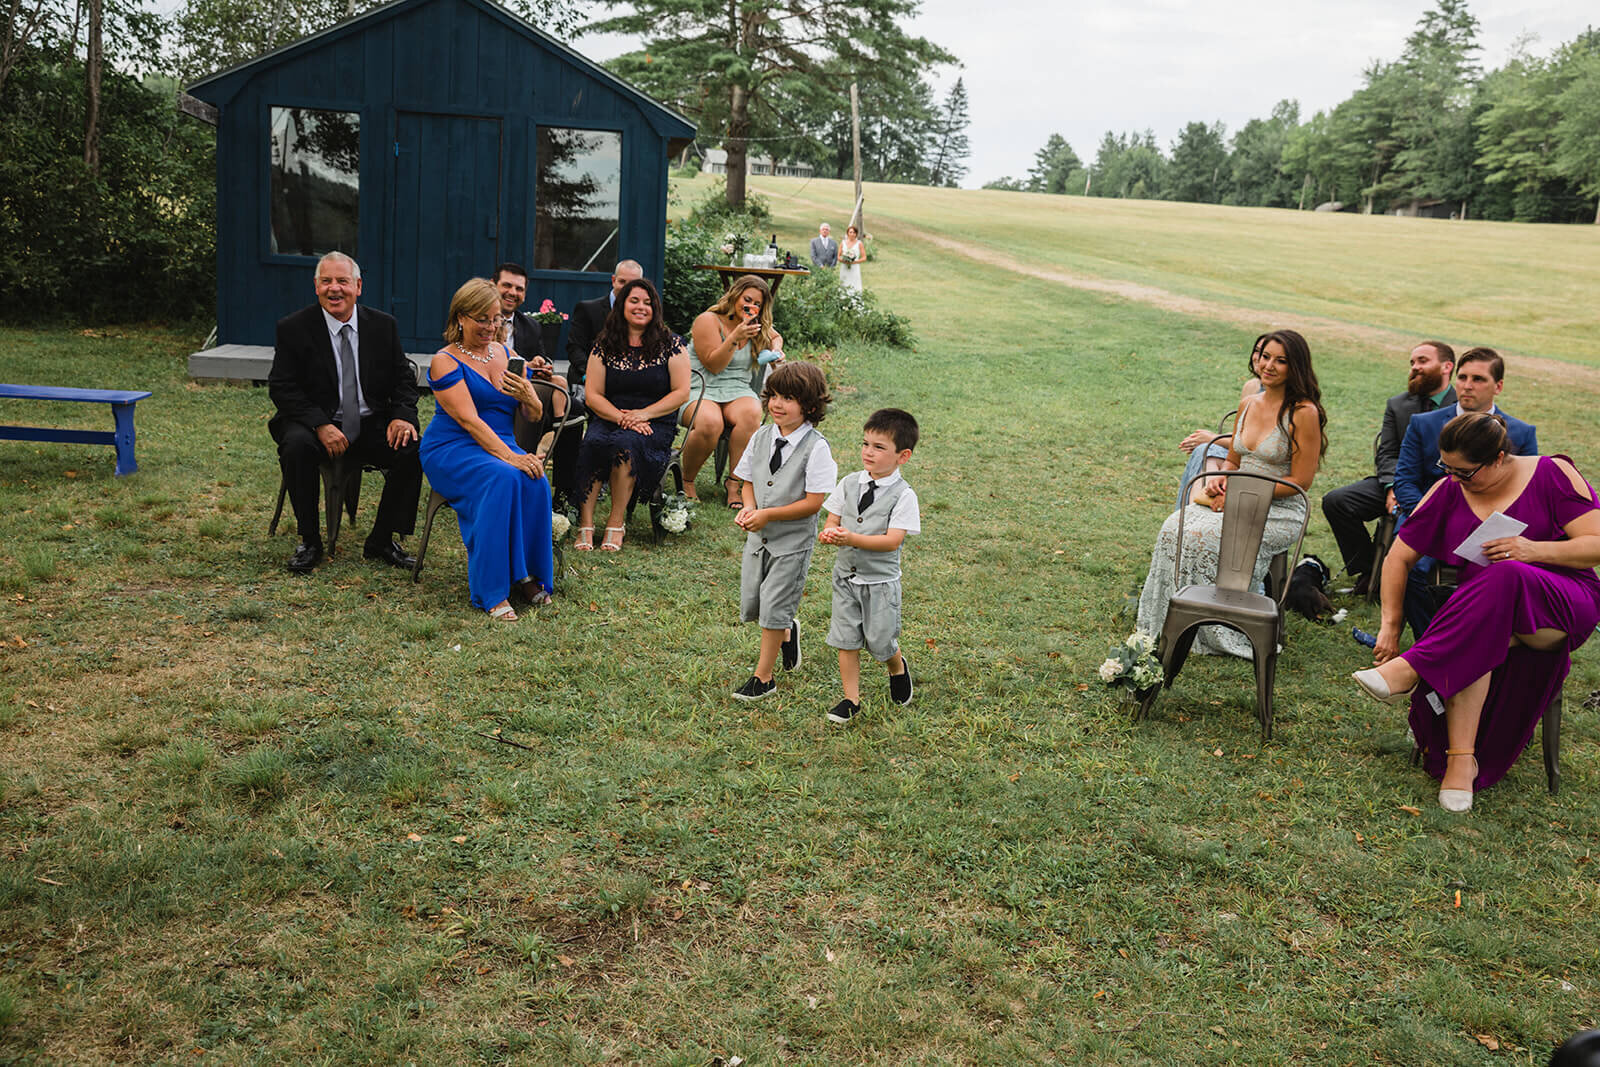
[{"xmin": 850, "ymin": 79, "xmax": 864, "ymax": 235}]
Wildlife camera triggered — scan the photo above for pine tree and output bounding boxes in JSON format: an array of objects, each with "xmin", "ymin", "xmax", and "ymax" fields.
[{"xmin": 927, "ymin": 77, "xmax": 970, "ymax": 187}]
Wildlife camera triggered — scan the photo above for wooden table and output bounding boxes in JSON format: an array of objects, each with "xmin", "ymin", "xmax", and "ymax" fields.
[{"xmin": 694, "ymin": 264, "xmax": 812, "ymax": 299}]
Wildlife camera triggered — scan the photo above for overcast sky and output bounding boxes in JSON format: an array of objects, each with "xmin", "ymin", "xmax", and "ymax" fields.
[{"xmin": 578, "ymin": 0, "xmax": 1594, "ymax": 188}]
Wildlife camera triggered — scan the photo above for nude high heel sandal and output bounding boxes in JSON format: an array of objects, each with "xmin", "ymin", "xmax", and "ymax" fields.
[
  {"xmin": 1439, "ymin": 748, "xmax": 1477, "ymax": 813},
  {"xmin": 1352, "ymin": 668, "xmax": 1414, "ymax": 705}
]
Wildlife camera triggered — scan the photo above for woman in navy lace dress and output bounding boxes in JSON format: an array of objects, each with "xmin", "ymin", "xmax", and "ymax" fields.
[{"xmin": 572, "ymin": 278, "xmax": 691, "ymax": 552}]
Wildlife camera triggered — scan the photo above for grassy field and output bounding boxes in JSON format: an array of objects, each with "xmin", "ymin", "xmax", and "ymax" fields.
[{"xmin": 1, "ymin": 181, "xmax": 1597, "ymax": 1064}]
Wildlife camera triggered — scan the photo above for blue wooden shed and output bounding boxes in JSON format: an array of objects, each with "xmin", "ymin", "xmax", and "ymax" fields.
[{"xmin": 186, "ymin": 0, "xmax": 694, "ymax": 356}]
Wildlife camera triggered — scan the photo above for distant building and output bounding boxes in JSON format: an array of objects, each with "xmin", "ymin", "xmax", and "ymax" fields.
[
  {"xmin": 702, "ymin": 148, "xmax": 813, "ymax": 179},
  {"xmin": 1392, "ymin": 198, "xmax": 1460, "ymax": 220}
]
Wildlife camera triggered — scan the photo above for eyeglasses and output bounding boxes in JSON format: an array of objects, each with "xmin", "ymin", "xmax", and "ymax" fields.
[
  {"xmin": 1435, "ymin": 459, "xmax": 1484, "ymax": 481},
  {"xmin": 468, "ymin": 315, "xmax": 506, "ymax": 328}
]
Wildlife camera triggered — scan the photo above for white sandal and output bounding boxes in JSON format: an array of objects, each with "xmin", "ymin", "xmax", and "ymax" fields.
[
  {"xmin": 601, "ymin": 526, "xmax": 626, "ymax": 552},
  {"xmin": 488, "ymin": 602, "xmax": 518, "ymax": 623},
  {"xmin": 573, "ymin": 526, "xmax": 595, "ymax": 551}
]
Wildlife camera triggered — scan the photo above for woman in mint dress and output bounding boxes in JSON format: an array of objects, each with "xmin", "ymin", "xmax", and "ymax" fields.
[
  {"xmin": 681, "ymin": 275, "xmax": 783, "ymax": 507},
  {"xmin": 420, "ymin": 278, "xmax": 553, "ymax": 622}
]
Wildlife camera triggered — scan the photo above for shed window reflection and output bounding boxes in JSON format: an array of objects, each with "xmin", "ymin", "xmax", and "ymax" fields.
[
  {"xmin": 270, "ymin": 107, "xmax": 360, "ymax": 257},
  {"xmin": 535, "ymin": 127, "xmax": 620, "ymax": 272}
]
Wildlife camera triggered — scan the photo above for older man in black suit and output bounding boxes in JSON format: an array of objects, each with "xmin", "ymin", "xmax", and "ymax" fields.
[
  {"xmin": 1320, "ymin": 340, "xmax": 1455, "ymax": 594},
  {"xmin": 564, "ymin": 259, "xmax": 642, "ymax": 394},
  {"xmin": 268, "ymin": 252, "xmax": 423, "ymax": 573}
]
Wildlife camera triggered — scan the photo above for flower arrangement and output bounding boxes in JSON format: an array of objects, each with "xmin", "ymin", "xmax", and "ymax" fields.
[
  {"xmin": 531, "ymin": 299, "xmax": 567, "ymax": 326},
  {"xmin": 551, "ymin": 512, "xmax": 571, "ymax": 540},
  {"xmin": 1098, "ymin": 630, "xmax": 1163, "ymax": 693},
  {"xmin": 657, "ymin": 491, "xmax": 696, "ymax": 534},
  {"xmin": 719, "ymin": 232, "xmax": 750, "ymax": 261}
]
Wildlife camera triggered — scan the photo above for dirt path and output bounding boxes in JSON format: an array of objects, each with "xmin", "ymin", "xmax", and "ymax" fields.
[{"xmin": 778, "ymin": 191, "xmax": 1598, "ymax": 388}]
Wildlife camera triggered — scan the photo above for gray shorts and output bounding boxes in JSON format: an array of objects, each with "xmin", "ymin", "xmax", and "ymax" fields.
[
  {"xmin": 826, "ymin": 574, "xmax": 902, "ymax": 661},
  {"xmin": 740, "ymin": 544, "xmax": 815, "ymax": 629}
]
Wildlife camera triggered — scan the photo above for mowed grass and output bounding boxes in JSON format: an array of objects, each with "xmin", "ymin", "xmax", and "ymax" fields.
[
  {"xmin": 0, "ymin": 188, "xmax": 1597, "ymax": 1063},
  {"xmin": 744, "ymin": 174, "xmax": 1600, "ymax": 366}
]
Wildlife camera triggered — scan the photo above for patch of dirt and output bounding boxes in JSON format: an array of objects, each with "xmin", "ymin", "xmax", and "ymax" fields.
[{"xmin": 780, "ymin": 191, "xmax": 1600, "ymax": 389}]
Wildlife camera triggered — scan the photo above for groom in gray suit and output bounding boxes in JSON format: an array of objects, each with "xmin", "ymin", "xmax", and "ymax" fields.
[{"xmin": 809, "ymin": 223, "xmax": 837, "ymax": 269}]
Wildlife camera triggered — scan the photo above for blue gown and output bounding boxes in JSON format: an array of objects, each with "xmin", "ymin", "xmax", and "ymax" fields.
[{"xmin": 420, "ymin": 353, "xmax": 554, "ymax": 611}]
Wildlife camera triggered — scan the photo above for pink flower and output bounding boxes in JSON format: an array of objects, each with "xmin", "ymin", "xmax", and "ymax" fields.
[{"xmin": 539, "ymin": 299, "xmax": 557, "ymax": 313}]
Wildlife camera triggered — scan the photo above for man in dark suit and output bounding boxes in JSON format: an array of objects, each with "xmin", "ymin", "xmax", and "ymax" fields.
[
  {"xmin": 1321, "ymin": 340, "xmax": 1455, "ymax": 595},
  {"xmin": 268, "ymin": 252, "xmax": 423, "ymax": 573},
  {"xmin": 1393, "ymin": 346, "xmax": 1539, "ymax": 634},
  {"xmin": 565, "ymin": 259, "xmax": 642, "ymax": 394},
  {"xmin": 493, "ymin": 261, "xmax": 544, "ymax": 361}
]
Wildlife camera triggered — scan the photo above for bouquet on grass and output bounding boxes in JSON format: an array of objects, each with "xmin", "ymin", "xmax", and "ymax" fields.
[
  {"xmin": 1098, "ymin": 630, "xmax": 1163, "ymax": 694},
  {"xmin": 657, "ymin": 491, "xmax": 697, "ymax": 534}
]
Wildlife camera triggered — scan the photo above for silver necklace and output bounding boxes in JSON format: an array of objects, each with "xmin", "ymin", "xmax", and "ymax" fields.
[{"xmin": 455, "ymin": 341, "xmax": 492, "ymax": 365}]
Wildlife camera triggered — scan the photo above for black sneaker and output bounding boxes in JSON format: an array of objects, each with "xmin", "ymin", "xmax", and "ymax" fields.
[
  {"xmin": 888, "ymin": 654, "xmax": 913, "ymax": 706},
  {"xmin": 781, "ymin": 619, "xmax": 802, "ymax": 671},
  {"xmin": 732, "ymin": 675, "xmax": 776, "ymax": 701},
  {"xmin": 826, "ymin": 699, "xmax": 860, "ymax": 725}
]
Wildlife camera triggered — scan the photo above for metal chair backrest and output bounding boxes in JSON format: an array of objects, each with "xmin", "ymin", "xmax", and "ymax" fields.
[{"xmin": 1174, "ymin": 469, "xmax": 1310, "ymax": 602}]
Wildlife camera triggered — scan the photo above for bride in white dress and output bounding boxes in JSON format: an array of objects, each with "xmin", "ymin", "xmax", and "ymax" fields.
[{"xmin": 838, "ymin": 225, "xmax": 865, "ymax": 293}]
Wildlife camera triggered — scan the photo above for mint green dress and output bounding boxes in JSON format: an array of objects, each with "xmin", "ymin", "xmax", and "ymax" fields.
[{"xmin": 684, "ymin": 322, "xmax": 761, "ymax": 411}]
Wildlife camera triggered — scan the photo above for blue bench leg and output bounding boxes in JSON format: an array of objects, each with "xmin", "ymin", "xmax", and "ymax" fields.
[{"xmin": 111, "ymin": 403, "xmax": 139, "ymax": 476}]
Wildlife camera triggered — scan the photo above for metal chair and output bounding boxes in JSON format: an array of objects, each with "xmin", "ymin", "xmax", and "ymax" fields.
[
  {"xmin": 1367, "ymin": 512, "xmax": 1398, "ymax": 604},
  {"xmin": 268, "ymin": 453, "xmax": 381, "ymax": 556},
  {"xmin": 411, "ymin": 407, "xmax": 579, "ymax": 588},
  {"xmin": 1136, "ymin": 469, "xmax": 1311, "ymax": 740}
]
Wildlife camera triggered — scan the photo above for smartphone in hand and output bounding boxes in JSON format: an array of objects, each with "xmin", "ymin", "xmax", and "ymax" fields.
[{"xmin": 506, "ymin": 355, "xmax": 526, "ymax": 378}]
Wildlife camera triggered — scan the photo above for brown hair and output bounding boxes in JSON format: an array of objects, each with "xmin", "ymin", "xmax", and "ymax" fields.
[
  {"xmin": 865, "ymin": 408, "xmax": 918, "ymax": 452},
  {"xmin": 1457, "ymin": 346, "xmax": 1505, "ymax": 382},
  {"xmin": 707, "ymin": 275, "xmax": 775, "ymax": 354},
  {"xmin": 1438, "ymin": 411, "xmax": 1511, "ymax": 466},
  {"xmin": 762, "ymin": 361, "xmax": 831, "ymax": 425},
  {"xmin": 1417, "ymin": 339, "xmax": 1455, "ymax": 365},
  {"xmin": 442, "ymin": 277, "xmax": 499, "ymax": 345}
]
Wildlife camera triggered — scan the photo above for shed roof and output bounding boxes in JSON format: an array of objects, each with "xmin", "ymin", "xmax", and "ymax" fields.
[{"xmin": 186, "ymin": 0, "xmax": 694, "ymax": 142}]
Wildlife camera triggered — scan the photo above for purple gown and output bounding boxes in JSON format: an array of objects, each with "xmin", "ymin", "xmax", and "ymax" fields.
[{"xmin": 1396, "ymin": 455, "xmax": 1600, "ymax": 789}]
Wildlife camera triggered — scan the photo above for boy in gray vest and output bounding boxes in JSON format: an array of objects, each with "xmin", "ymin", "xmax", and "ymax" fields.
[
  {"xmin": 730, "ymin": 362, "xmax": 837, "ymax": 700},
  {"xmin": 818, "ymin": 408, "xmax": 920, "ymax": 724}
]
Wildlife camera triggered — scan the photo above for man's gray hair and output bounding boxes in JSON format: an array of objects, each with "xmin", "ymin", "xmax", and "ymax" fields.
[{"xmin": 317, "ymin": 251, "xmax": 361, "ymax": 280}]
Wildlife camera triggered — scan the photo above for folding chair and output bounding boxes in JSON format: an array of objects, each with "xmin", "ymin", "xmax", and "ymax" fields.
[
  {"xmin": 268, "ymin": 453, "xmax": 383, "ymax": 556},
  {"xmin": 1136, "ymin": 469, "xmax": 1310, "ymax": 740}
]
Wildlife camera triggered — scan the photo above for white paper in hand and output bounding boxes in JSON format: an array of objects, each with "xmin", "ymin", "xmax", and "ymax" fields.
[{"xmin": 1453, "ymin": 510, "xmax": 1528, "ymax": 566}]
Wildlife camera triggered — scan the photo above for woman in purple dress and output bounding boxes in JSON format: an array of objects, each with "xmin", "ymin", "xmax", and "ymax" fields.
[
  {"xmin": 1353, "ymin": 412, "xmax": 1600, "ymax": 812},
  {"xmin": 572, "ymin": 278, "xmax": 691, "ymax": 552}
]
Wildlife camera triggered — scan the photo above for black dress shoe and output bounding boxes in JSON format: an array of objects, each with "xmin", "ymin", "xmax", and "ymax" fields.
[
  {"xmin": 363, "ymin": 537, "xmax": 417, "ymax": 569},
  {"xmin": 287, "ymin": 542, "xmax": 324, "ymax": 573}
]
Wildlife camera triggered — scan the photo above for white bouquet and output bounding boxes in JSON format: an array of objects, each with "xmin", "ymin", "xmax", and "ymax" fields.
[{"xmin": 1098, "ymin": 630, "xmax": 1163, "ymax": 693}]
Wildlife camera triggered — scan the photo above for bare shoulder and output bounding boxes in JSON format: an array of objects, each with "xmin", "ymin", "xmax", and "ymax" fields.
[{"xmin": 1548, "ymin": 455, "xmax": 1591, "ymax": 497}]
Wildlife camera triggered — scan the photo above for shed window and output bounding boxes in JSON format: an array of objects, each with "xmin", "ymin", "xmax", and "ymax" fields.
[
  {"xmin": 270, "ymin": 107, "xmax": 360, "ymax": 257},
  {"xmin": 534, "ymin": 127, "xmax": 620, "ymax": 272}
]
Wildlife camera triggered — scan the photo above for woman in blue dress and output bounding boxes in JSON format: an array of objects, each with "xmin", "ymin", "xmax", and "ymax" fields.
[
  {"xmin": 572, "ymin": 278, "xmax": 692, "ymax": 552},
  {"xmin": 420, "ymin": 278, "xmax": 554, "ymax": 622}
]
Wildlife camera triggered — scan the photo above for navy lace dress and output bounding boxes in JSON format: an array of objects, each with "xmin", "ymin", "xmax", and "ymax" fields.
[{"xmin": 575, "ymin": 337, "xmax": 685, "ymax": 501}]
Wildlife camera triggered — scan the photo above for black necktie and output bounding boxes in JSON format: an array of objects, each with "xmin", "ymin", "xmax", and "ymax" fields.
[
  {"xmin": 858, "ymin": 479, "xmax": 877, "ymax": 512},
  {"xmin": 770, "ymin": 437, "xmax": 786, "ymax": 473}
]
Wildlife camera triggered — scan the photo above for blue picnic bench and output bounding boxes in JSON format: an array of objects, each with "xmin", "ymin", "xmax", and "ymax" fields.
[{"xmin": 0, "ymin": 384, "xmax": 155, "ymax": 476}]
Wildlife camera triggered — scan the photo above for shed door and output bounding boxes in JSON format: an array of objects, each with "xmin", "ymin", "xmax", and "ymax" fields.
[{"xmin": 389, "ymin": 112, "xmax": 502, "ymax": 349}]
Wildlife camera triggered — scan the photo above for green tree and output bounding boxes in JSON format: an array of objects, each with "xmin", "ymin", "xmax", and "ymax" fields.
[
  {"xmin": 1228, "ymin": 99, "xmax": 1299, "ymax": 207},
  {"xmin": 1090, "ymin": 129, "xmax": 1166, "ymax": 199},
  {"xmin": 1167, "ymin": 120, "xmax": 1228, "ymax": 203},
  {"xmin": 982, "ymin": 175, "xmax": 1025, "ymax": 191},
  {"xmin": 595, "ymin": 0, "xmax": 952, "ymax": 208},
  {"xmin": 1385, "ymin": 0, "xmax": 1483, "ymax": 212},
  {"xmin": 1553, "ymin": 47, "xmax": 1600, "ymax": 222},
  {"xmin": 927, "ymin": 76, "xmax": 969, "ymax": 187},
  {"xmin": 788, "ymin": 67, "xmax": 941, "ymax": 184},
  {"xmin": 1025, "ymin": 133, "xmax": 1080, "ymax": 194},
  {"xmin": 170, "ymin": 0, "xmax": 581, "ymax": 83}
]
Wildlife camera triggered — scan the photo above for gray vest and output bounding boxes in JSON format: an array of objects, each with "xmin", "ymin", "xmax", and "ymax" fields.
[
  {"xmin": 833, "ymin": 471, "xmax": 909, "ymax": 582},
  {"xmin": 746, "ymin": 424, "xmax": 826, "ymax": 556}
]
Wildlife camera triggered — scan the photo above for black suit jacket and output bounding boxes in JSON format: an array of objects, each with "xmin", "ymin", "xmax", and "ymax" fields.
[
  {"xmin": 564, "ymin": 294, "xmax": 611, "ymax": 387},
  {"xmin": 268, "ymin": 304, "xmax": 419, "ymax": 440},
  {"xmin": 506, "ymin": 311, "xmax": 544, "ymax": 361},
  {"xmin": 1374, "ymin": 385, "xmax": 1454, "ymax": 486}
]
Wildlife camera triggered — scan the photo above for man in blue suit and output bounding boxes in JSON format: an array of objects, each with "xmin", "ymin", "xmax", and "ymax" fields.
[{"xmin": 1392, "ymin": 347, "xmax": 1538, "ymax": 633}]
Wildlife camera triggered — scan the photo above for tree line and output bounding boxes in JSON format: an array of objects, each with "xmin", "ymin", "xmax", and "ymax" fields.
[{"xmin": 987, "ymin": 2, "xmax": 1600, "ymax": 224}]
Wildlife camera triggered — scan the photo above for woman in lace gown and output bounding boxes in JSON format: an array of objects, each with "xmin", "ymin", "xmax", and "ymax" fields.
[
  {"xmin": 1138, "ymin": 330, "xmax": 1327, "ymax": 657},
  {"xmin": 572, "ymin": 278, "xmax": 692, "ymax": 552},
  {"xmin": 838, "ymin": 225, "xmax": 865, "ymax": 293},
  {"xmin": 420, "ymin": 278, "xmax": 553, "ymax": 623}
]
